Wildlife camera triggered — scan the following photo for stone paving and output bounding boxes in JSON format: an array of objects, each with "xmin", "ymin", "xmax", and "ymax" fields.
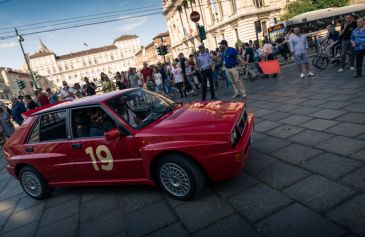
[{"xmin": 0, "ymin": 63, "xmax": 365, "ymax": 237}]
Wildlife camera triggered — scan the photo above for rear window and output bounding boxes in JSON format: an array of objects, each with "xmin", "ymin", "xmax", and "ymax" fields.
[{"xmin": 27, "ymin": 111, "xmax": 68, "ymax": 143}]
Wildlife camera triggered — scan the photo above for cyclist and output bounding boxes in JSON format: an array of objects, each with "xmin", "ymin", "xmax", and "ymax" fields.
[{"xmin": 321, "ymin": 25, "xmax": 340, "ymax": 58}]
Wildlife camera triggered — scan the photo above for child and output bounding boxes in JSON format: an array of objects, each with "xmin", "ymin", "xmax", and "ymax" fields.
[{"xmin": 153, "ymin": 67, "xmax": 163, "ymax": 94}]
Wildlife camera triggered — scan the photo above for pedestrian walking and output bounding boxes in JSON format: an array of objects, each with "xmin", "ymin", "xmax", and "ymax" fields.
[
  {"xmin": 153, "ymin": 67, "xmax": 163, "ymax": 93},
  {"xmin": 196, "ymin": 44, "xmax": 217, "ymax": 101},
  {"xmin": 46, "ymin": 88, "xmax": 58, "ymax": 103},
  {"xmin": 59, "ymin": 81, "xmax": 77, "ymax": 100},
  {"xmin": 171, "ymin": 62, "xmax": 187, "ymax": 98},
  {"xmin": 35, "ymin": 89, "xmax": 50, "ymax": 106},
  {"xmin": 10, "ymin": 96, "xmax": 26, "ymax": 126},
  {"xmin": 219, "ymin": 40, "xmax": 246, "ymax": 98},
  {"xmin": 289, "ymin": 27, "xmax": 315, "ymax": 78},
  {"xmin": 140, "ymin": 63, "xmax": 153, "ymax": 88},
  {"xmin": 128, "ymin": 68, "xmax": 141, "ymax": 88},
  {"xmin": 351, "ymin": 17, "xmax": 365, "ymax": 77},
  {"xmin": 101, "ymin": 73, "xmax": 115, "ymax": 93},
  {"xmin": 82, "ymin": 77, "xmax": 97, "ymax": 96},
  {"xmin": 338, "ymin": 15, "xmax": 357, "ymax": 73},
  {"xmin": 115, "ymin": 72, "xmax": 127, "ymax": 90},
  {"xmin": 0, "ymin": 106, "xmax": 15, "ymax": 138}
]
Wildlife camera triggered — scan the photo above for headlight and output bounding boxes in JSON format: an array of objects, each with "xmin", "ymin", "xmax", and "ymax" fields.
[{"xmin": 231, "ymin": 128, "xmax": 239, "ymax": 146}]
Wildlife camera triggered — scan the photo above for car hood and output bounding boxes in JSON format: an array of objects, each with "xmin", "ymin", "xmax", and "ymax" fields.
[{"xmin": 140, "ymin": 100, "xmax": 245, "ymax": 136}]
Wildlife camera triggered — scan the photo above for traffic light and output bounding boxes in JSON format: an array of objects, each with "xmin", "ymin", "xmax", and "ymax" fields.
[
  {"xmin": 156, "ymin": 46, "xmax": 162, "ymax": 56},
  {"xmin": 161, "ymin": 46, "xmax": 168, "ymax": 55},
  {"xmin": 198, "ymin": 25, "xmax": 206, "ymax": 41},
  {"xmin": 17, "ymin": 80, "xmax": 26, "ymax": 89},
  {"xmin": 254, "ymin": 20, "xmax": 262, "ymax": 33}
]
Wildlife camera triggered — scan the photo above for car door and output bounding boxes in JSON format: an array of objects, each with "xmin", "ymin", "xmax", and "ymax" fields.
[
  {"xmin": 69, "ymin": 106, "xmax": 145, "ymax": 182},
  {"xmin": 23, "ymin": 110, "xmax": 79, "ymax": 184}
]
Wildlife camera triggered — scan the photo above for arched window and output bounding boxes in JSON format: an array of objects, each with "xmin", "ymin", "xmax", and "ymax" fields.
[{"xmin": 253, "ymin": 0, "xmax": 264, "ymax": 8}]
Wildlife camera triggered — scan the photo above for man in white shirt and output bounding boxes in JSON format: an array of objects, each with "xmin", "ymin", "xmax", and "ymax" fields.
[
  {"xmin": 289, "ymin": 27, "xmax": 315, "ymax": 78},
  {"xmin": 196, "ymin": 44, "xmax": 217, "ymax": 101},
  {"xmin": 59, "ymin": 81, "xmax": 77, "ymax": 101}
]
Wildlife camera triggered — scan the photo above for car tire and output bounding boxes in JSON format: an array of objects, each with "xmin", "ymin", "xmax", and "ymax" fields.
[
  {"xmin": 156, "ymin": 154, "xmax": 205, "ymax": 200},
  {"xmin": 19, "ymin": 166, "xmax": 52, "ymax": 200}
]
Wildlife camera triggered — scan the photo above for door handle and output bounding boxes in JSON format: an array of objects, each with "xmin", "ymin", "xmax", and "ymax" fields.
[
  {"xmin": 71, "ymin": 143, "xmax": 82, "ymax": 149},
  {"xmin": 25, "ymin": 147, "xmax": 34, "ymax": 152}
]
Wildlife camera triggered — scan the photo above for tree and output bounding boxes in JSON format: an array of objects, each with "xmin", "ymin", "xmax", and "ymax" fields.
[{"xmin": 281, "ymin": 0, "xmax": 348, "ymax": 20}]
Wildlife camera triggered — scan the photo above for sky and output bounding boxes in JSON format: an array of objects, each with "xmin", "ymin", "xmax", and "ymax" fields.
[{"xmin": 0, "ymin": 0, "xmax": 167, "ymax": 69}]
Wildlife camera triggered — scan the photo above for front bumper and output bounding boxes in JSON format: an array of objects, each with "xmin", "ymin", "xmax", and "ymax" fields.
[{"xmin": 199, "ymin": 112, "xmax": 255, "ymax": 181}]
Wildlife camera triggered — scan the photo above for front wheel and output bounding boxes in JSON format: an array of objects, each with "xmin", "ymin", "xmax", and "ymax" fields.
[
  {"xmin": 19, "ymin": 166, "xmax": 53, "ymax": 200},
  {"xmin": 156, "ymin": 154, "xmax": 205, "ymax": 200},
  {"xmin": 316, "ymin": 56, "xmax": 329, "ymax": 70}
]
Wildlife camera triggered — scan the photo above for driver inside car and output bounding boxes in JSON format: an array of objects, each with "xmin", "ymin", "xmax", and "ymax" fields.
[
  {"xmin": 118, "ymin": 97, "xmax": 141, "ymax": 128},
  {"xmin": 89, "ymin": 110, "xmax": 116, "ymax": 137}
]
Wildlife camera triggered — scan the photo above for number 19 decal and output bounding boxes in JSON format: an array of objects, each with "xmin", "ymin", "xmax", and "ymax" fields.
[{"xmin": 85, "ymin": 145, "xmax": 113, "ymax": 171}]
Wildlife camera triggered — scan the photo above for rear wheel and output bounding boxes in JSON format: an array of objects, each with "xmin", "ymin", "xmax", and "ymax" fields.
[
  {"xmin": 156, "ymin": 154, "xmax": 205, "ymax": 200},
  {"xmin": 19, "ymin": 166, "xmax": 52, "ymax": 200}
]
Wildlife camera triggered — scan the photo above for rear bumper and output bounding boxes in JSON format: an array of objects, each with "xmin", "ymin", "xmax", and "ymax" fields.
[{"xmin": 200, "ymin": 113, "xmax": 255, "ymax": 181}]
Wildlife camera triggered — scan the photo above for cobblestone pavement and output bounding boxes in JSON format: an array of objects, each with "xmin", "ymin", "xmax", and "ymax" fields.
[{"xmin": 0, "ymin": 64, "xmax": 365, "ymax": 237}]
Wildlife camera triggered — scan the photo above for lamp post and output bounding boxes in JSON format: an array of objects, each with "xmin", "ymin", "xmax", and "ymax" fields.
[{"xmin": 15, "ymin": 28, "xmax": 38, "ymax": 90}]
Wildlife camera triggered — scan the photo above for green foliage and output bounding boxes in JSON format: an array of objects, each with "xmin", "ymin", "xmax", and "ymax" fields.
[{"xmin": 281, "ymin": 0, "xmax": 349, "ymax": 20}]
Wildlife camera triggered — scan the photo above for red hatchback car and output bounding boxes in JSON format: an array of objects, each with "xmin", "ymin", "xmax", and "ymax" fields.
[{"xmin": 3, "ymin": 89, "xmax": 254, "ymax": 200}]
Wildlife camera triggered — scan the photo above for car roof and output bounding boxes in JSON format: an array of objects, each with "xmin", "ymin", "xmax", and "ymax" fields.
[{"xmin": 34, "ymin": 88, "xmax": 138, "ymax": 115}]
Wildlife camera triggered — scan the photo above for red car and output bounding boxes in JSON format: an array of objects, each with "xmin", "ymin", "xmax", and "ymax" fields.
[{"xmin": 3, "ymin": 89, "xmax": 254, "ymax": 200}]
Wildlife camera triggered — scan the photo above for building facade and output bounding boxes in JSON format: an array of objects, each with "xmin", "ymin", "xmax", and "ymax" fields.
[
  {"xmin": 134, "ymin": 31, "xmax": 173, "ymax": 68},
  {"xmin": 162, "ymin": 0, "xmax": 290, "ymax": 57},
  {"xmin": 29, "ymin": 35, "xmax": 141, "ymax": 88},
  {"xmin": 0, "ymin": 67, "xmax": 54, "ymax": 99}
]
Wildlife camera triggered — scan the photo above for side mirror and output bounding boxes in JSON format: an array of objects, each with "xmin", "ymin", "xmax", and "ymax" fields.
[
  {"xmin": 118, "ymin": 125, "xmax": 130, "ymax": 137},
  {"xmin": 105, "ymin": 128, "xmax": 120, "ymax": 141}
]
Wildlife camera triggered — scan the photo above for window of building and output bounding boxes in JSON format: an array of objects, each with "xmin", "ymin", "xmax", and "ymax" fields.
[
  {"xmin": 230, "ymin": 0, "xmax": 237, "ymax": 14},
  {"xmin": 94, "ymin": 58, "xmax": 98, "ymax": 64},
  {"xmin": 68, "ymin": 75, "xmax": 71, "ymax": 79},
  {"xmin": 47, "ymin": 69, "xmax": 51, "ymax": 75},
  {"xmin": 83, "ymin": 62, "xmax": 86, "ymax": 67},
  {"xmin": 262, "ymin": 20, "xmax": 267, "ymax": 35},
  {"xmin": 89, "ymin": 60, "xmax": 92, "ymax": 65},
  {"xmin": 111, "ymin": 55, "xmax": 114, "ymax": 60},
  {"xmin": 253, "ymin": 0, "xmax": 264, "ymax": 7},
  {"xmin": 65, "ymin": 65, "xmax": 69, "ymax": 70}
]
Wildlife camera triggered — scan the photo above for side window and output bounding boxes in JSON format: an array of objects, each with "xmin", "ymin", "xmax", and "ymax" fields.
[
  {"xmin": 71, "ymin": 107, "xmax": 117, "ymax": 139},
  {"xmin": 39, "ymin": 111, "xmax": 68, "ymax": 142},
  {"xmin": 27, "ymin": 118, "xmax": 40, "ymax": 143}
]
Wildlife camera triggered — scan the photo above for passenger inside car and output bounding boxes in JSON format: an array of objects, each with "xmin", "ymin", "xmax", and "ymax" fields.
[
  {"xmin": 74, "ymin": 113, "xmax": 90, "ymax": 138},
  {"xmin": 89, "ymin": 109, "xmax": 116, "ymax": 136},
  {"xmin": 109, "ymin": 96, "xmax": 141, "ymax": 128}
]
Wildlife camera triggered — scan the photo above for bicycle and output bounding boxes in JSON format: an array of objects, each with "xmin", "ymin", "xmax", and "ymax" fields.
[{"xmin": 312, "ymin": 42, "xmax": 343, "ymax": 70}]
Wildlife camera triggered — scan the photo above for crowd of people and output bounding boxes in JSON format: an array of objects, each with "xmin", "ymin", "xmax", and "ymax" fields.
[{"xmin": 305, "ymin": 14, "xmax": 365, "ymax": 78}]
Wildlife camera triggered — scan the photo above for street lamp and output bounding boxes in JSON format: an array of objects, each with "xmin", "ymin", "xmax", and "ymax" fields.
[{"xmin": 15, "ymin": 28, "xmax": 38, "ymax": 90}]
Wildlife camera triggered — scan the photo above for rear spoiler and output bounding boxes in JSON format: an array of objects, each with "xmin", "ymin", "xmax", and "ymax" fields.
[{"xmin": 21, "ymin": 100, "xmax": 69, "ymax": 119}]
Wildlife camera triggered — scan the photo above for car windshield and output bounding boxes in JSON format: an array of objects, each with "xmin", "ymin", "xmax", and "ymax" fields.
[{"xmin": 106, "ymin": 89, "xmax": 175, "ymax": 129}]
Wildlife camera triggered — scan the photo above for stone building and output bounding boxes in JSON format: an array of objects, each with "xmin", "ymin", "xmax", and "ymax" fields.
[
  {"xmin": 0, "ymin": 67, "xmax": 54, "ymax": 98},
  {"xmin": 29, "ymin": 35, "xmax": 141, "ymax": 88},
  {"xmin": 134, "ymin": 31, "xmax": 173, "ymax": 68},
  {"xmin": 162, "ymin": 0, "xmax": 290, "ymax": 57}
]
